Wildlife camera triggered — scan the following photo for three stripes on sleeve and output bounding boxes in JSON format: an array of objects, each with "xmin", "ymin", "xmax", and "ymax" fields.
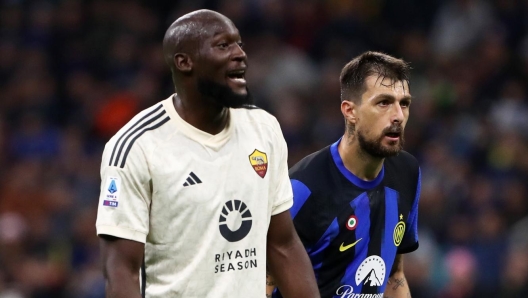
[{"xmin": 108, "ymin": 104, "xmax": 170, "ymax": 168}]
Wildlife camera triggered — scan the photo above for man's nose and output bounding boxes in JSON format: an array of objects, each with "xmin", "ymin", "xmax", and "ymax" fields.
[
  {"xmin": 392, "ymin": 103, "xmax": 404, "ymax": 123},
  {"xmin": 232, "ymin": 44, "xmax": 247, "ymax": 62}
]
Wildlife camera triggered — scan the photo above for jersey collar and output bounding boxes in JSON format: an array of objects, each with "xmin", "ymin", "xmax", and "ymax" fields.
[
  {"xmin": 163, "ymin": 94, "xmax": 234, "ymax": 151},
  {"xmin": 330, "ymin": 138, "xmax": 385, "ymax": 189}
]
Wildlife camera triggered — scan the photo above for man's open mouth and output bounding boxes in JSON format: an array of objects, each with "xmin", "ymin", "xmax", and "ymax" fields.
[{"xmin": 227, "ymin": 69, "xmax": 246, "ymax": 84}]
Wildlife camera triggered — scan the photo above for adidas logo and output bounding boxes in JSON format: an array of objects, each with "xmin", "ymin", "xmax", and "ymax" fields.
[{"xmin": 183, "ymin": 172, "xmax": 202, "ymax": 187}]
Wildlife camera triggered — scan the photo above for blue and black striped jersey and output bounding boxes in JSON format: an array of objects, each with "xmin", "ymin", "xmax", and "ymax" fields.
[{"xmin": 275, "ymin": 138, "xmax": 420, "ymax": 298}]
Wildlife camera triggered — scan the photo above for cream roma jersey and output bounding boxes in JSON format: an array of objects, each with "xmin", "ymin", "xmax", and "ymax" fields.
[{"xmin": 96, "ymin": 95, "xmax": 293, "ymax": 297}]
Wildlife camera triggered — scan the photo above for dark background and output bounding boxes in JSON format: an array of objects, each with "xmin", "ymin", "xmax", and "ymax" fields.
[{"xmin": 0, "ymin": 0, "xmax": 527, "ymax": 297}]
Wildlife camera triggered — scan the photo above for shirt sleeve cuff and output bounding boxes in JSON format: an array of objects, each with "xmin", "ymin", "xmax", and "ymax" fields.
[
  {"xmin": 96, "ymin": 225, "xmax": 147, "ymax": 243},
  {"xmin": 271, "ymin": 196, "xmax": 293, "ymax": 216},
  {"xmin": 397, "ymin": 242, "xmax": 419, "ymax": 254}
]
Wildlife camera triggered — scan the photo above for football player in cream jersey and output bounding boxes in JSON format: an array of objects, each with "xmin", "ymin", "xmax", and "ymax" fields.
[{"xmin": 95, "ymin": 9, "xmax": 319, "ymax": 298}]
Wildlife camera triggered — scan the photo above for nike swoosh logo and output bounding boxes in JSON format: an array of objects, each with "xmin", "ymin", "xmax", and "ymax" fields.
[{"xmin": 339, "ymin": 238, "xmax": 362, "ymax": 252}]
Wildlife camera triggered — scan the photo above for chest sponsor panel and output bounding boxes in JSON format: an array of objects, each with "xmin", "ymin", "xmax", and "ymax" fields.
[{"xmin": 146, "ymin": 144, "xmax": 272, "ymax": 243}]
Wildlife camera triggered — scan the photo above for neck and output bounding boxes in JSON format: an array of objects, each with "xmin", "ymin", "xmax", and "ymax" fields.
[
  {"xmin": 338, "ymin": 133, "xmax": 384, "ymax": 181},
  {"xmin": 172, "ymin": 89, "xmax": 229, "ymax": 135}
]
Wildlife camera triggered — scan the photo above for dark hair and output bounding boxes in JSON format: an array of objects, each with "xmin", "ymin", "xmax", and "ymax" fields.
[{"xmin": 340, "ymin": 51, "xmax": 410, "ymax": 102}]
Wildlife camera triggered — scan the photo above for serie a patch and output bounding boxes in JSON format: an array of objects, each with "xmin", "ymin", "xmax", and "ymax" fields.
[{"xmin": 103, "ymin": 176, "xmax": 120, "ymax": 207}]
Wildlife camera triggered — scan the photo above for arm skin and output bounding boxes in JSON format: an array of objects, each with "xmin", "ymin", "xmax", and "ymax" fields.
[
  {"xmin": 266, "ymin": 269, "xmax": 276, "ymax": 297},
  {"xmin": 267, "ymin": 210, "xmax": 320, "ymax": 298},
  {"xmin": 100, "ymin": 235, "xmax": 145, "ymax": 298},
  {"xmin": 383, "ymin": 254, "xmax": 412, "ymax": 298}
]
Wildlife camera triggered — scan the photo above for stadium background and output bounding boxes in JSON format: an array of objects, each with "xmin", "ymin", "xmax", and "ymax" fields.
[{"xmin": 1, "ymin": 0, "xmax": 527, "ymax": 297}]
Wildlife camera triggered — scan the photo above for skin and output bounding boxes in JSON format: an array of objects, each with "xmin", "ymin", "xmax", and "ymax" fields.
[
  {"xmin": 267, "ymin": 211, "xmax": 320, "ymax": 297},
  {"xmin": 267, "ymin": 75, "xmax": 412, "ymax": 296},
  {"xmin": 341, "ymin": 74, "xmax": 412, "ymax": 297},
  {"xmin": 168, "ymin": 10, "xmax": 248, "ymax": 135},
  {"xmin": 339, "ymin": 75, "xmax": 411, "ymax": 180},
  {"xmin": 383, "ymin": 255, "xmax": 412, "ymax": 298},
  {"xmin": 100, "ymin": 235, "xmax": 143, "ymax": 298},
  {"xmin": 100, "ymin": 9, "xmax": 319, "ymax": 298}
]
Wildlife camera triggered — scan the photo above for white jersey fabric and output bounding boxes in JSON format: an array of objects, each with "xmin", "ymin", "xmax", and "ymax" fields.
[{"xmin": 96, "ymin": 95, "xmax": 293, "ymax": 297}]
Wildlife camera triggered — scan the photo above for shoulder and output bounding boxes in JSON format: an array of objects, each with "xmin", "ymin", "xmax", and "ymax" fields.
[
  {"xmin": 107, "ymin": 101, "xmax": 169, "ymax": 145},
  {"xmin": 289, "ymin": 146, "xmax": 332, "ymax": 183},
  {"xmin": 231, "ymin": 106, "xmax": 279, "ymax": 128},
  {"xmin": 104, "ymin": 100, "xmax": 171, "ymax": 168},
  {"xmin": 383, "ymin": 150, "xmax": 420, "ymax": 193},
  {"xmin": 385, "ymin": 150, "xmax": 419, "ymax": 172},
  {"xmin": 231, "ymin": 106, "xmax": 285, "ymax": 142}
]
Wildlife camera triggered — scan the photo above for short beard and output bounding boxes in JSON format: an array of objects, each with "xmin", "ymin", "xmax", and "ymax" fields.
[
  {"xmin": 356, "ymin": 124, "xmax": 404, "ymax": 158},
  {"xmin": 197, "ymin": 78, "xmax": 254, "ymax": 108}
]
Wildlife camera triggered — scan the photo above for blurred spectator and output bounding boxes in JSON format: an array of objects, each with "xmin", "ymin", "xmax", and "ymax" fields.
[
  {"xmin": 438, "ymin": 247, "xmax": 478, "ymax": 298},
  {"xmin": 430, "ymin": 0, "xmax": 495, "ymax": 58}
]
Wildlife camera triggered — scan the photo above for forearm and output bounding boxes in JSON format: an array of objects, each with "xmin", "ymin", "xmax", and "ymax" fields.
[
  {"xmin": 100, "ymin": 236, "xmax": 144, "ymax": 298},
  {"xmin": 383, "ymin": 274, "xmax": 411, "ymax": 298},
  {"xmin": 267, "ymin": 239, "xmax": 319, "ymax": 298},
  {"xmin": 266, "ymin": 270, "xmax": 275, "ymax": 297},
  {"xmin": 104, "ymin": 266, "xmax": 142, "ymax": 298}
]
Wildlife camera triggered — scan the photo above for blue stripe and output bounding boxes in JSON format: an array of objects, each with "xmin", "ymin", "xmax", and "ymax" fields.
[
  {"xmin": 309, "ymin": 218, "xmax": 340, "ymax": 277},
  {"xmin": 290, "ymin": 179, "xmax": 311, "ymax": 219},
  {"xmin": 330, "ymin": 138, "xmax": 384, "ymax": 189},
  {"xmin": 381, "ymin": 187, "xmax": 399, "ymax": 292},
  {"xmin": 339, "ymin": 192, "xmax": 370, "ymax": 293},
  {"xmin": 408, "ymin": 168, "xmax": 421, "ymax": 243}
]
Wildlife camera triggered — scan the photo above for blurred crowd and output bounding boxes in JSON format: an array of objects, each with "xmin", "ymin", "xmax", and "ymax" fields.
[{"xmin": 1, "ymin": 0, "xmax": 528, "ymax": 297}]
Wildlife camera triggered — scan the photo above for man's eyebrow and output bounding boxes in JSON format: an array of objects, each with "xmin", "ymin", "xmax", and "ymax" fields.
[
  {"xmin": 373, "ymin": 94, "xmax": 413, "ymax": 101},
  {"xmin": 212, "ymin": 31, "xmax": 224, "ymax": 37}
]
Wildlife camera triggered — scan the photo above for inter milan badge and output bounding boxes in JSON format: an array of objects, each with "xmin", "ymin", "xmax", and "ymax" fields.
[
  {"xmin": 248, "ymin": 149, "xmax": 268, "ymax": 178},
  {"xmin": 393, "ymin": 214, "xmax": 405, "ymax": 246}
]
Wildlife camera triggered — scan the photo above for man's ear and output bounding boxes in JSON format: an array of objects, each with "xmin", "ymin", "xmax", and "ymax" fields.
[
  {"xmin": 174, "ymin": 53, "xmax": 193, "ymax": 73},
  {"xmin": 341, "ymin": 100, "xmax": 357, "ymax": 125}
]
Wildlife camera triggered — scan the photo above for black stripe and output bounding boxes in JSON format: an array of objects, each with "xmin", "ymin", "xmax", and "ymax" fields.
[
  {"xmin": 364, "ymin": 188, "xmax": 385, "ymax": 294},
  {"xmin": 119, "ymin": 116, "xmax": 170, "ymax": 168},
  {"xmin": 115, "ymin": 112, "xmax": 167, "ymax": 167},
  {"xmin": 396, "ymin": 188, "xmax": 404, "ymax": 227},
  {"xmin": 141, "ymin": 257, "xmax": 146, "ymax": 298},
  {"xmin": 183, "ymin": 182, "xmax": 189, "ymax": 186},
  {"xmin": 109, "ymin": 104, "xmax": 163, "ymax": 166},
  {"xmin": 189, "ymin": 172, "xmax": 201, "ymax": 183},
  {"xmin": 186, "ymin": 177, "xmax": 196, "ymax": 185},
  {"xmin": 316, "ymin": 202, "xmax": 358, "ymax": 297}
]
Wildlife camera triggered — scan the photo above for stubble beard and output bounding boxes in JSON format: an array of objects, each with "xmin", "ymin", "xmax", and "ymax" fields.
[
  {"xmin": 350, "ymin": 123, "xmax": 405, "ymax": 158},
  {"xmin": 197, "ymin": 78, "xmax": 254, "ymax": 108}
]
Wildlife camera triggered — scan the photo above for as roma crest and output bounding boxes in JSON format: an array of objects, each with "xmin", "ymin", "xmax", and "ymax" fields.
[{"xmin": 249, "ymin": 149, "xmax": 268, "ymax": 178}]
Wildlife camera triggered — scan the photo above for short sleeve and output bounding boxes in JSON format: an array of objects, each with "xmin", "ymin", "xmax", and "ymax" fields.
[
  {"xmin": 95, "ymin": 140, "xmax": 151, "ymax": 243},
  {"xmin": 269, "ymin": 119, "xmax": 293, "ymax": 216},
  {"xmin": 397, "ymin": 167, "xmax": 421, "ymax": 253}
]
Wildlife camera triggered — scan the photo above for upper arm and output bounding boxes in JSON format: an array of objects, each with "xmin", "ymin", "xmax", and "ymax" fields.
[
  {"xmin": 96, "ymin": 141, "xmax": 152, "ymax": 243},
  {"xmin": 267, "ymin": 210, "xmax": 298, "ymax": 249},
  {"xmin": 389, "ymin": 254, "xmax": 404, "ymax": 277},
  {"xmin": 100, "ymin": 235, "xmax": 145, "ymax": 279},
  {"xmin": 99, "ymin": 235, "xmax": 145, "ymax": 298}
]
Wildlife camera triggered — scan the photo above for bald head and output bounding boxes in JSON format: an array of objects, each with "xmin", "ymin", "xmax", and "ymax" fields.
[{"xmin": 163, "ymin": 9, "xmax": 234, "ymax": 71}]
